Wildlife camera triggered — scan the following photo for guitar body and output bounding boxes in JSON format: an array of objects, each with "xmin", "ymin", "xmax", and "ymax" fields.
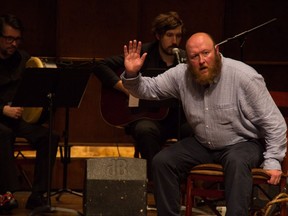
[{"xmin": 100, "ymin": 87, "xmax": 169, "ymax": 127}]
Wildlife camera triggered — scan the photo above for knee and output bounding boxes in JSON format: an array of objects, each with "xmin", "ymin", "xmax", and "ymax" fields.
[
  {"xmin": 36, "ymin": 130, "xmax": 59, "ymax": 149},
  {"xmin": 152, "ymin": 150, "xmax": 171, "ymax": 171},
  {"xmin": 133, "ymin": 121, "xmax": 160, "ymax": 137},
  {"xmin": 0, "ymin": 128, "xmax": 14, "ymax": 151},
  {"xmin": 223, "ymin": 155, "xmax": 250, "ymax": 172},
  {"xmin": 0, "ymin": 127, "xmax": 14, "ymax": 140}
]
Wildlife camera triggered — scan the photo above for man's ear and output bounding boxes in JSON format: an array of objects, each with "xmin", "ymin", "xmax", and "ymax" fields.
[
  {"xmin": 155, "ymin": 33, "xmax": 160, "ymax": 40},
  {"xmin": 215, "ymin": 44, "xmax": 220, "ymax": 53}
]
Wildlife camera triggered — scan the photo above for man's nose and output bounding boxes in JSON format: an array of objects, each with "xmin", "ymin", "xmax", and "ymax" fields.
[
  {"xmin": 199, "ymin": 54, "xmax": 205, "ymax": 63},
  {"xmin": 171, "ymin": 35, "xmax": 178, "ymax": 43},
  {"xmin": 11, "ymin": 40, "xmax": 18, "ymax": 46}
]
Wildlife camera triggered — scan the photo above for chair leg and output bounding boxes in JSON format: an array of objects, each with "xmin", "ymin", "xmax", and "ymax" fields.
[
  {"xmin": 280, "ymin": 204, "xmax": 287, "ymax": 216},
  {"xmin": 17, "ymin": 164, "xmax": 33, "ymax": 189},
  {"xmin": 185, "ymin": 176, "xmax": 193, "ymax": 216},
  {"xmin": 204, "ymin": 199, "xmax": 223, "ymax": 216},
  {"xmin": 15, "ymin": 148, "xmax": 33, "ymax": 190},
  {"xmin": 185, "ymin": 177, "xmax": 224, "ymax": 216},
  {"xmin": 280, "ymin": 181, "xmax": 287, "ymax": 216},
  {"xmin": 133, "ymin": 145, "xmax": 140, "ymax": 158}
]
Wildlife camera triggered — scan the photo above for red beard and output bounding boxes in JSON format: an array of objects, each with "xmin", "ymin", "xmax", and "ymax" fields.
[{"xmin": 189, "ymin": 54, "xmax": 222, "ymax": 85}]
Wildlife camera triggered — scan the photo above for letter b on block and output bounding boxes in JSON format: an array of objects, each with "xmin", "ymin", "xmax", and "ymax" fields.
[{"xmin": 84, "ymin": 157, "xmax": 147, "ymax": 216}]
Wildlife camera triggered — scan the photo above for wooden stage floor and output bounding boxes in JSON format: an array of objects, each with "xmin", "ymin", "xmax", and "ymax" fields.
[
  {"xmin": 11, "ymin": 146, "xmax": 217, "ymax": 215},
  {"xmin": 11, "ymin": 146, "xmax": 280, "ymax": 216},
  {"xmin": 3, "ymin": 191, "xmax": 216, "ymax": 216}
]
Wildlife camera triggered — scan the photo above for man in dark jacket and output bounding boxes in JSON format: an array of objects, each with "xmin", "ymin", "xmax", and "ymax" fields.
[{"xmin": 0, "ymin": 14, "xmax": 59, "ymax": 212}]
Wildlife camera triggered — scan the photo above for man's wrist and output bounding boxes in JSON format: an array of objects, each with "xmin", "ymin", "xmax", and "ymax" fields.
[{"xmin": 125, "ymin": 71, "xmax": 138, "ymax": 79}]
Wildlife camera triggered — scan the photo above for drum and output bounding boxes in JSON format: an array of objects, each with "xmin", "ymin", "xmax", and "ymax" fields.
[{"xmin": 21, "ymin": 57, "xmax": 56, "ymax": 123}]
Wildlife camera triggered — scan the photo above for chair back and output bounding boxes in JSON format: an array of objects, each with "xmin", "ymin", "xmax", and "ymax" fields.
[{"xmin": 270, "ymin": 91, "xmax": 288, "ymax": 175}]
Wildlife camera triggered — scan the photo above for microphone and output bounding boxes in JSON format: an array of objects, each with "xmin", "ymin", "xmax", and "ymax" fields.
[{"xmin": 172, "ymin": 48, "xmax": 181, "ymax": 64}]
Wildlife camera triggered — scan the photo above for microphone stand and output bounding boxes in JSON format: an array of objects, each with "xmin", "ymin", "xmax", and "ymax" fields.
[
  {"xmin": 217, "ymin": 18, "xmax": 277, "ymax": 61},
  {"xmin": 173, "ymin": 50, "xmax": 183, "ymax": 140}
]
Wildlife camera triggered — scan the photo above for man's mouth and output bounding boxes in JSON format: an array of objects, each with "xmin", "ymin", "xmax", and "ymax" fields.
[
  {"xmin": 199, "ymin": 66, "xmax": 208, "ymax": 73},
  {"xmin": 7, "ymin": 47, "xmax": 16, "ymax": 52}
]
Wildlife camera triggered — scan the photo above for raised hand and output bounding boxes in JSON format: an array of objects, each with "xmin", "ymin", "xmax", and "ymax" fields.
[{"xmin": 123, "ymin": 40, "xmax": 147, "ymax": 78}]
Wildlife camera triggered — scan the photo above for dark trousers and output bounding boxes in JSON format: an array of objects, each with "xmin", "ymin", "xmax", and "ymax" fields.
[
  {"xmin": 129, "ymin": 118, "xmax": 192, "ymax": 182},
  {"xmin": 0, "ymin": 118, "xmax": 59, "ymax": 194},
  {"xmin": 152, "ymin": 136, "xmax": 264, "ymax": 216},
  {"xmin": 129, "ymin": 119, "xmax": 165, "ymax": 181}
]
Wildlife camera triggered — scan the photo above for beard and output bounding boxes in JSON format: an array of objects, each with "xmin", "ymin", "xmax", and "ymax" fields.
[
  {"xmin": 189, "ymin": 53, "xmax": 222, "ymax": 86},
  {"xmin": 160, "ymin": 45, "xmax": 175, "ymax": 56},
  {"xmin": 0, "ymin": 46, "xmax": 16, "ymax": 58}
]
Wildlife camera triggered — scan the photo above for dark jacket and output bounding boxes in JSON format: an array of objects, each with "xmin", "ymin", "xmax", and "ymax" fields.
[
  {"xmin": 0, "ymin": 50, "xmax": 30, "ymax": 116},
  {"xmin": 93, "ymin": 41, "xmax": 186, "ymax": 88}
]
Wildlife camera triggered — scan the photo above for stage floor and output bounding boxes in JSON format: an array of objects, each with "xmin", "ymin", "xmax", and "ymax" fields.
[{"xmin": 3, "ymin": 191, "xmax": 216, "ymax": 216}]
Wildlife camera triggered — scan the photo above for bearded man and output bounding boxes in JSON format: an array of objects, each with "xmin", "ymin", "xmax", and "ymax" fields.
[{"xmin": 120, "ymin": 33, "xmax": 287, "ymax": 216}]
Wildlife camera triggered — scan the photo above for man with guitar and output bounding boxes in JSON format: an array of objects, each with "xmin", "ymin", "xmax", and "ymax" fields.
[{"xmin": 94, "ymin": 11, "xmax": 192, "ymax": 185}]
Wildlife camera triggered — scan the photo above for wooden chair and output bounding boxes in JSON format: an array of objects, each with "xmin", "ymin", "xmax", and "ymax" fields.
[
  {"xmin": 185, "ymin": 160, "xmax": 288, "ymax": 216},
  {"xmin": 185, "ymin": 91, "xmax": 288, "ymax": 216}
]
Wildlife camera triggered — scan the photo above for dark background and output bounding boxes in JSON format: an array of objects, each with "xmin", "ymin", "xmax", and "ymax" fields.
[{"xmin": 1, "ymin": 0, "xmax": 287, "ymax": 144}]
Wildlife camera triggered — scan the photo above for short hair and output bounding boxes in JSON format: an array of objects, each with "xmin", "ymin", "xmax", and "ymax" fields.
[
  {"xmin": 151, "ymin": 11, "xmax": 184, "ymax": 36},
  {"xmin": 0, "ymin": 14, "xmax": 23, "ymax": 35}
]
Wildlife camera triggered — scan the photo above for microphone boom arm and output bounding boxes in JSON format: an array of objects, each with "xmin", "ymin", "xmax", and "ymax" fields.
[{"xmin": 217, "ymin": 18, "xmax": 277, "ymax": 46}]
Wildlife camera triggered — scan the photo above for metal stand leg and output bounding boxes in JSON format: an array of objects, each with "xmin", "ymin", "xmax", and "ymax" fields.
[
  {"xmin": 29, "ymin": 95, "xmax": 82, "ymax": 216},
  {"xmin": 51, "ymin": 108, "xmax": 83, "ymax": 201}
]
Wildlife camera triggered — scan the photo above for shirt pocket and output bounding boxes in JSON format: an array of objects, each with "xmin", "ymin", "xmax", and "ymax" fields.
[{"xmin": 212, "ymin": 103, "xmax": 238, "ymax": 126}]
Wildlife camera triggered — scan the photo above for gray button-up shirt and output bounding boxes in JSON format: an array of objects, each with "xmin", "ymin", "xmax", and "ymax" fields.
[{"xmin": 121, "ymin": 55, "xmax": 287, "ymax": 170}]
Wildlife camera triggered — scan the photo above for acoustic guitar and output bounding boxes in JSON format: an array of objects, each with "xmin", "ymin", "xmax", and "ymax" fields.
[{"xmin": 100, "ymin": 68, "xmax": 173, "ymax": 127}]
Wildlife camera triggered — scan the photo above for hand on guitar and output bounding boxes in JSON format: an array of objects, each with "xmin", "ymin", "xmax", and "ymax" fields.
[
  {"xmin": 114, "ymin": 80, "xmax": 130, "ymax": 96},
  {"xmin": 123, "ymin": 40, "xmax": 147, "ymax": 78}
]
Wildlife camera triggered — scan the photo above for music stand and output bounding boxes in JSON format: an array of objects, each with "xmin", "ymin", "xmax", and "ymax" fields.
[
  {"xmin": 12, "ymin": 67, "xmax": 91, "ymax": 216},
  {"xmin": 51, "ymin": 106, "xmax": 84, "ymax": 201}
]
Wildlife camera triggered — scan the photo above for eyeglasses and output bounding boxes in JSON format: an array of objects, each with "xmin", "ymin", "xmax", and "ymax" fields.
[{"xmin": 0, "ymin": 35, "xmax": 22, "ymax": 44}]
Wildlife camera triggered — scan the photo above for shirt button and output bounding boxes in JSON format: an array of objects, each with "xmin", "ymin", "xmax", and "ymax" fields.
[
  {"xmin": 205, "ymin": 107, "xmax": 209, "ymax": 111},
  {"xmin": 206, "ymin": 125, "xmax": 209, "ymax": 128}
]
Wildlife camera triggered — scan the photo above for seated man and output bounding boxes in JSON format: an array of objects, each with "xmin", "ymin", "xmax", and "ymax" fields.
[
  {"xmin": 0, "ymin": 14, "xmax": 59, "ymax": 212},
  {"xmin": 121, "ymin": 33, "xmax": 287, "ymax": 215},
  {"xmin": 93, "ymin": 11, "xmax": 192, "ymax": 183}
]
